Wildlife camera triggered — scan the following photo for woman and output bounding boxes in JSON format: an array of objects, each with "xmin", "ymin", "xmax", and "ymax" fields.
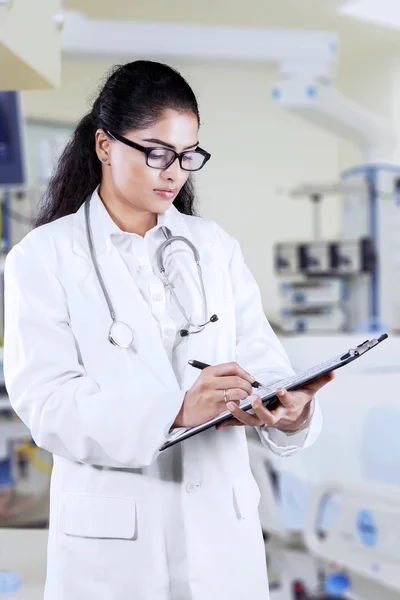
[{"xmin": 4, "ymin": 61, "xmax": 333, "ymax": 599}]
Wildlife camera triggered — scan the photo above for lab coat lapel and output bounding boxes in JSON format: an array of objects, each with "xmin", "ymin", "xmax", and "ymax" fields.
[{"xmin": 72, "ymin": 197, "xmax": 179, "ymax": 391}]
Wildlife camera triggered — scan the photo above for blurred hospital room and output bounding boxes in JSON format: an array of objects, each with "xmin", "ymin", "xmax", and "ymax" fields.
[{"xmin": 1, "ymin": 0, "xmax": 400, "ymax": 598}]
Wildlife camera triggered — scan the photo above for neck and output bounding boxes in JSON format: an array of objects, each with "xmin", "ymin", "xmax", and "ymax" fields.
[{"xmin": 98, "ymin": 185, "xmax": 157, "ymax": 237}]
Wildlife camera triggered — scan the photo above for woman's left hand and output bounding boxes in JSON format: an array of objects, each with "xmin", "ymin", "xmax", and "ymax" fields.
[{"xmin": 216, "ymin": 371, "xmax": 335, "ymax": 432}]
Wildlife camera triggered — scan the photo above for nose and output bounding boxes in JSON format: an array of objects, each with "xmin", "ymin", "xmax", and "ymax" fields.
[{"xmin": 161, "ymin": 156, "xmax": 184, "ymax": 181}]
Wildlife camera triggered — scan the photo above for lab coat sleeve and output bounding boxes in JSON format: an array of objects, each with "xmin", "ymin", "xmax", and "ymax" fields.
[
  {"xmin": 3, "ymin": 242, "xmax": 185, "ymax": 469},
  {"xmin": 228, "ymin": 238, "xmax": 322, "ymax": 457}
]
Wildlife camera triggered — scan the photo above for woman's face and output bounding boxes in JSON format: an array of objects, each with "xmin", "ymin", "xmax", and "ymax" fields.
[{"xmin": 97, "ymin": 109, "xmax": 199, "ymax": 215}]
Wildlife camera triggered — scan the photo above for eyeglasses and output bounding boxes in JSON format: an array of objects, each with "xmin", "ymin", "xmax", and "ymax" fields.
[{"xmin": 105, "ymin": 129, "xmax": 211, "ymax": 172}]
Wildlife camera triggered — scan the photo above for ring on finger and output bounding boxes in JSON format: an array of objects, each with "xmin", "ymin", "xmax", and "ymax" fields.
[{"xmin": 223, "ymin": 389, "xmax": 230, "ymax": 404}]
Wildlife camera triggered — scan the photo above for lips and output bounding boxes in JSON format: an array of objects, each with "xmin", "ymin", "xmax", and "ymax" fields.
[{"xmin": 154, "ymin": 189, "xmax": 176, "ymax": 199}]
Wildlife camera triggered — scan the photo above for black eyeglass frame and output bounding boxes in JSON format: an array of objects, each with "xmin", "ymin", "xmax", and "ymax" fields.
[{"xmin": 105, "ymin": 129, "xmax": 211, "ymax": 172}]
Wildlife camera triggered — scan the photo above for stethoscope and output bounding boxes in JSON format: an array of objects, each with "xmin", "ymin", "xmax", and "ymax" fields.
[{"xmin": 84, "ymin": 198, "xmax": 219, "ymax": 348}]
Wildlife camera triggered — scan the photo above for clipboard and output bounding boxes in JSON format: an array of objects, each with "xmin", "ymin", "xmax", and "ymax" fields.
[{"xmin": 160, "ymin": 333, "xmax": 389, "ymax": 451}]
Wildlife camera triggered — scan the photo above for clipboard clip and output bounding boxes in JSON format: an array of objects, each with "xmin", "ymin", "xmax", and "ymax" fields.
[{"xmin": 340, "ymin": 333, "xmax": 388, "ymax": 361}]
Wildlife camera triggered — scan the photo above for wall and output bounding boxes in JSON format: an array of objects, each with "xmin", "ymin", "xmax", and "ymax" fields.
[{"xmin": 21, "ymin": 57, "xmax": 370, "ymax": 321}]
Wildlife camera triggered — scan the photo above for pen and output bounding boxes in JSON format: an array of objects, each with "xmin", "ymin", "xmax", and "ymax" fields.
[{"xmin": 188, "ymin": 359, "xmax": 263, "ymax": 388}]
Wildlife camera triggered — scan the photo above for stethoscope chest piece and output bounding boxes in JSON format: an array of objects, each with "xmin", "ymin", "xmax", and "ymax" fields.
[{"xmin": 108, "ymin": 321, "xmax": 134, "ymax": 348}]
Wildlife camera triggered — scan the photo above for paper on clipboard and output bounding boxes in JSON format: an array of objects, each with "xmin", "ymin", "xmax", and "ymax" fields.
[{"xmin": 160, "ymin": 334, "xmax": 388, "ymax": 451}]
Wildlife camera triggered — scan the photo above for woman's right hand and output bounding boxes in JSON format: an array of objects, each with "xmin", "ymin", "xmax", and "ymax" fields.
[{"xmin": 172, "ymin": 362, "xmax": 254, "ymax": 428}]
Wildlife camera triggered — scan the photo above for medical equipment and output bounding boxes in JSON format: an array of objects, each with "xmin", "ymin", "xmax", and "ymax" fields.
[
  {"xmin": 280, "ymin": 280, "xmax": 344, "ymax": 307},
  {"xmin": 304, "ymin": 482, "xmax": 400, "ymax": 600},
  {"xmin": 0, "ymin": 91, "xmax": 26, "ymax": 258},
  {"xmin": 84, "ymin": 198, "xmax": 219, "ymax": 347},
  {"xmin": 276, "ymin": 238, "xmax": 374, "ymax": 279},
  {"xmin": 341, "ymin": 164, "xmax": 400, "ymax": 333},
  {"xmin": 0, "ymin": 93, "xmax": 25, "ymax": 190},
  {"xmin": 275, "ymin": 164, "xmax": 400, "ymax": 333},
  {"xmin": 278, "ymin": 280, "xmax": 347, "ymax": 333},
  {"xmin": 279, "ymin": 305, "xmax": 346, "ymax": 334}
]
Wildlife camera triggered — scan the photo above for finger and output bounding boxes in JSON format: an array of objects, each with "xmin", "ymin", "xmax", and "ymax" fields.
[
  {"xmin": 251, "ymin": 395, "xmax": 278, "ymax": 426},
  {"xmin": 217, "ymin": 388, "xmax": 249, "ymax": 403},
  {"xmin": 216, "ymin": 418, "xmax": 244, "ymax": 430},
  {"xmin": 276, "ymin": 388, "xmax": 313, "ymax": 413},
  {"xmin": 302, "ymin": 371, "xmax": 335, "ymax": 395},
  {"xmin": 207, "ymin": 362, "xmax": 255, "ymax": 385},
  {"xmin": 214, "ymin": 375, "xmax": 253, "ymax": 396},
  {"xmin": 270, "ymin": 405, "xmax": 289, "ymax": 422},
  {"xmin": 275, "ymin": 372, "xmax": 335, "ymax": 407},
  {"xmin": 218, "ymin": 394, "xmax": 241, "ymax": 408},
  {"xmin": 274, "ymin": 388, "xmax": 298, "ymax": 409},
  {"xmin": 226, "ymin": 401, "xmax": 261, "ymax": 427}
]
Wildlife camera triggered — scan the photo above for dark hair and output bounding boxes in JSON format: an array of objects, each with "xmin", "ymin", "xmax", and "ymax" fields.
[{"xmin": 35, "ymin": 60, "xmax": 200, "ymax": 227}]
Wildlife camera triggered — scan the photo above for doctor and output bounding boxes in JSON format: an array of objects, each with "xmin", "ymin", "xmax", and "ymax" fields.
[{"xmin": 4, "ymin": 60, "xmax": 333, "ymax": 600}]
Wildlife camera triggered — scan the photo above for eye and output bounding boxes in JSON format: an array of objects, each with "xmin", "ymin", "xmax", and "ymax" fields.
[
  {"xmin": 182, "ymin": 153, "xmax": 195, "ymax": 162},
  {"xmin": 149, "ymin": 150, "xmax": 168, "ymax": 160}
]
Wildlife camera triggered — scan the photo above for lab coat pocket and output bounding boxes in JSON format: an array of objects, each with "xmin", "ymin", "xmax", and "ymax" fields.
[
  {"xmin": 59, "ymin": 494, "xmax": 137, "ymax": 540},
  {"xmin": 233, "ymin": 472, "xmax": 261, "ymax": 520}
]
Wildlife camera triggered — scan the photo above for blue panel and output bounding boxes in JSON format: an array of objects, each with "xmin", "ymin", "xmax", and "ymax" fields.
[
  {"xmin": 330, "ymin": 40, "xmax": 338, "ymax": 54},
  {"xmin": 341, "ymin": 165, "xmax": 369, "ymax": 179},
  {"xmin": 325, "ymin": 573, "xmax": 350, "ymax": 597},
  {"xmin": 0, "ymin": 91, "xmax": 25, "ymax": 187},
  {"xmin": 297, "ymin": 320, "xmax": 305, "ymax": 332},
  {"xmin": 356, "ymin": 510, "xmax": 378, "ymax": 548},
  {"xmin": 306, "ymin": 86, "xmax": 317, "ymax": 98},
  {"xmin": 0, "ymin": 457, "xmax": 14, "ymax": 489},
  {"xmin": 2, "ymin": 190, "xmax": 10, "ymax": 252},
  {"xmin": 271, "ymin": 88, "xmax": 281, "ymax": 100},
  {"xmin": 293, "ymin": 292, "xmax": 305, "ymax": 303},
  {"xmin": 342, "ymin": 164, "xmax": 400, "ymax": 180},
  {"xmin": 367, "ymin": 167, "xmax": 379, "ymax": 330}
]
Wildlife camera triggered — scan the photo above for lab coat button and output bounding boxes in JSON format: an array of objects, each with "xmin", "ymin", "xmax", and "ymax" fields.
[
  {"xmin": 164, "ymin": 327, "xmax": 175, "ymax": 337},
  {"xmin": 139, "ymin": 263, "xmax": 151, "ymax": 272},
  {"xmin": 153, "ymin": 293, "xmax": 163, "ymax": 301},
  {"xmin": 186, "ymin": 481, "xmax": 200, "ymax": 493}
]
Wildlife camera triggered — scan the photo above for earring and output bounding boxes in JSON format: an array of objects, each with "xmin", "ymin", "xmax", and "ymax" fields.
[{"xmin": 101, "ymin": 156, "xmax": 107, "ymax": 163}]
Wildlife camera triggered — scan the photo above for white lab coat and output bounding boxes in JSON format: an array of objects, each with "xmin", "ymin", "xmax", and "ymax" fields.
[{"xmin": 4, "ymin": 193, "xmax": 322, "ymax": 600}]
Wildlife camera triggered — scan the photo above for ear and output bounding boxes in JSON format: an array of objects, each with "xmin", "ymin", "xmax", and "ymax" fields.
[{"xmin": 95, "ymin": 129, "xmax": 112, "ymax": 163}]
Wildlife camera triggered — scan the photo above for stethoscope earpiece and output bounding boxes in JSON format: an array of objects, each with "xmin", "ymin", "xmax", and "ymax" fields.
[{"xmin": 179, "ymin": 314, "xmax": 219, "ymax": 337}]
